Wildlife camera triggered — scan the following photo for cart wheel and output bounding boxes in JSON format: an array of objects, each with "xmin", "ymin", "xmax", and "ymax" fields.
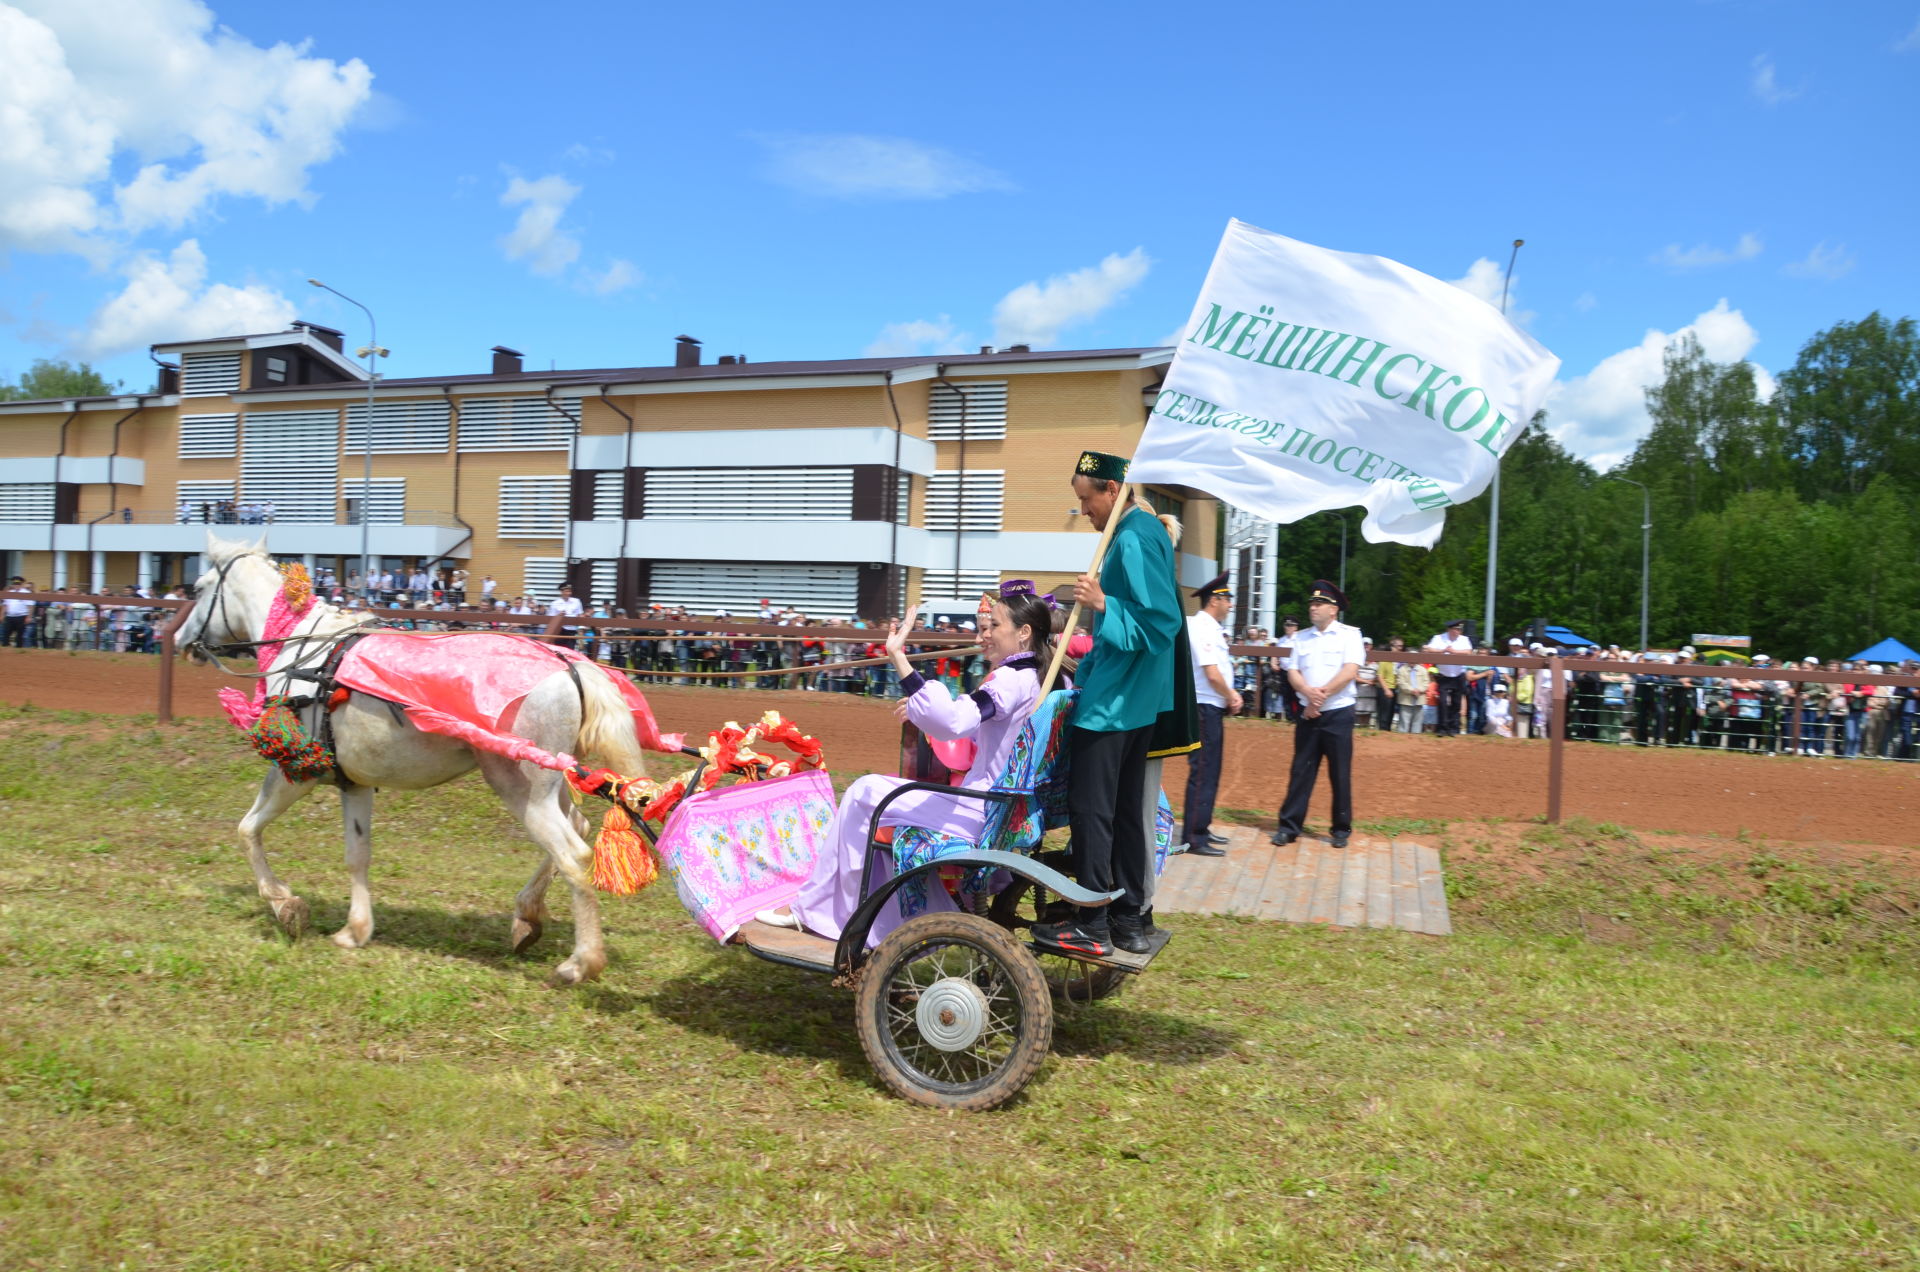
[
  {"xmin": 855, "ymin": 911, "xmax": 1052, "ymax": 1111},
  {"xmin": 1042, "ymin": 956, "xmax": 1129, "ymax": 1004}
]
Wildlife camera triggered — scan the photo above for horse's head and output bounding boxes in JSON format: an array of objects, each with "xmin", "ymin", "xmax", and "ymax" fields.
[{"xmin": 177, "ymin": 532, "xmax": 276, "ymax": 665}]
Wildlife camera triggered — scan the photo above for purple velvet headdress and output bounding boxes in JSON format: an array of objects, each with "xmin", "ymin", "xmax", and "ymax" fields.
[{"xmin": 999, "ymin": 579, "xmax": 1036, "ymax": 599}]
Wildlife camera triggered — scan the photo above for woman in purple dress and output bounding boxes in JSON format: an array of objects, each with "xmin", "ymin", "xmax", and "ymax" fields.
[{"xmin": 759, "ymin": 588, "xmax": 1054, "ymax": 946}]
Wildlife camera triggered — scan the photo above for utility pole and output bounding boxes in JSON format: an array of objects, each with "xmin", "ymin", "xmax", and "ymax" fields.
[{"xmin": 1609, "ymin": 475, "xmax": 1652, "ymax": 651}]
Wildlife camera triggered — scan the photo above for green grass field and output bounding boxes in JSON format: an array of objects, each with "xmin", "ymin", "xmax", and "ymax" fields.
[{"xmin": 1, "ymin": 705, "xmax": 1917, "ymax": 1270}]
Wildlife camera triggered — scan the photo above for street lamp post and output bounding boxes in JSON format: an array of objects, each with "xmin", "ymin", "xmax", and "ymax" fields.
[
  {"xmin": 1609, "ymin": 474, "xmax": 1652, "ymax": 651},
  {"xmin": 1483, "ymin": 238, "xmax": 1524, "ymax": 648},
  {"xmin": 307, "ymin": 280, "xmax": 387, "ymax": 594}
]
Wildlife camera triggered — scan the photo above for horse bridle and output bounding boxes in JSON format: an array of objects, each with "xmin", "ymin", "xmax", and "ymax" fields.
[{"xmin": 187, "ymin": 551, "xmax": 367, "ymax": 681}]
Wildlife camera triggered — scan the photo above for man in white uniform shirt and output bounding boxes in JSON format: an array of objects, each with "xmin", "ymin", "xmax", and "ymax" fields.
[
  {"xmin": 1181, "ymin": 573, "xmax": 1243, "ymax": 858},
  {"xmin": 1426, "ymin": 619, "xmax": 1472, "ymax": 736},
  {"xmin": 4, "ymin": 576, "xmax": 34, "ymax": 647},
  {"xmin": 1272, "ymin": 579, "xmax": 1366, "ymax": 849},
  {"xmin": 546, "ymin": 583, "xmax": 585, "ymax": 649}
]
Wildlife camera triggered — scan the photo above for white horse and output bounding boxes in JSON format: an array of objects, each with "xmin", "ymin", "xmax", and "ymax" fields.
[{"xmin": 176, "ymin": 535, "xmax": 650, "ymax": 984}]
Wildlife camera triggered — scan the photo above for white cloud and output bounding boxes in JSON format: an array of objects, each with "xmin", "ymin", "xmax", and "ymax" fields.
[
  {"xmin": 1545, "ymin": 299, "xmax": 1771, "ymax": 471},
  {"xmin": 582, "ymin": 258, "xmax": 641, "ymax": 295},
  {"xmin": 1782, "ymin": 241, "xmax": 1856, "ymax": 280},
  {"xmin": 499, "ymin": 174, "xmax": 582, "ymax": 277},
  {"xmin": 1750, "ymin": 54, "xmax": 1802, "ymax": 105},
  {"xmin": 864, "ymin": 316, "xmax": 973, "ymax": 357},
  {"xmin": 991, "ymin": 248, "xmax": 1150, "ymax": 348},
  {"xmin": 1574, "ymin": 291, "xmax": 1599, "ymax": 313},
  {"xmin": 1446, "ymin": 256, "xmax": 1532, "ymax": 324},
  {"xmin": 562, "ymin": 143, "xmax": 615, "ymax": 164},
  {"xmin": 757, "ymin": 133, "xmax": 1014, "ymax": 200},
  {"xmin": 1899, "ymin": 19, "xmax": 1920, "ymax": 52},
  {"xmin": 0, "ymin": 0, "xmax": 371, "ymax": 251},
  {"xmin": 77, "ymin": 238, "xmax": 295, "ymax": 357},
  {"xmin": 1653, "ymin": 232, "xmax": 1763, "ymax": 270}
]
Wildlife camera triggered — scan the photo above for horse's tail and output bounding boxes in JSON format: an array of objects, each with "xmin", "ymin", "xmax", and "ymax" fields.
[{"xmin": 575, "ymin": 668, "xmax": 650, "ymax": 780}]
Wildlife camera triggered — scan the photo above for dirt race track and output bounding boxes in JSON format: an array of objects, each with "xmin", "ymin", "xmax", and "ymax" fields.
[{"xmin": 4, "ymin": 648, "xmax": 1916, "ymax": 848}]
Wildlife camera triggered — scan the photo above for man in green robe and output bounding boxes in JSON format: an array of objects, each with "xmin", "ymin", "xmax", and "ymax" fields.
[{"xmin": 1032, "ymin": 450, "xmax": 1184, "ymax": 958}]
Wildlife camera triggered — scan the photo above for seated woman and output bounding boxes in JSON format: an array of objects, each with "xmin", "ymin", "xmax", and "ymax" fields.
[{"xmin": 758, "ymin": 585, "xmax": 1055, "ymax": 946}]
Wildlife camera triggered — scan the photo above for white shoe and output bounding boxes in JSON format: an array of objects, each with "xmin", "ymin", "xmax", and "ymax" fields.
[{"xmin": 754, "ymin": 908, "xmax": 800, "ymax": 929}]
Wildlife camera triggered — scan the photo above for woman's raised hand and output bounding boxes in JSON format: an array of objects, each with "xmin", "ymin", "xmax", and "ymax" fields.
[{"xmin": 885, "ymin": 605, "xmax": 919, "ymax": 658}]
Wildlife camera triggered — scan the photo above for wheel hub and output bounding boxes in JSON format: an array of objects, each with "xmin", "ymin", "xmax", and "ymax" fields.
[{"xmin": 915, "ymin": 976, "xmax": 989, "ymax": 1052}]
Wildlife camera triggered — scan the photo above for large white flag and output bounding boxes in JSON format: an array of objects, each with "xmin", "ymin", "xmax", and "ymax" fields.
[{"xmin": 1128, "ymin": 220, "xmax": 1560, "ymax": 547}]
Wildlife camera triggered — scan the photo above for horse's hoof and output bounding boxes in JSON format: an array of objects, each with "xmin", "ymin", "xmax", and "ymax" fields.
[
  {"xmin": 545, "ymin": 956, "xmax": 603, "ymax": 988},
  {"xmin": 272, "ymin": 896, "xmax": 309, "ymax": 939},
  {"xmin": 331, "ymin": 921, "xmax": 371, "ymax": 949},
  {"xmin": 509, "ymin": 917, "xmax": 544, "ymax": 955}
]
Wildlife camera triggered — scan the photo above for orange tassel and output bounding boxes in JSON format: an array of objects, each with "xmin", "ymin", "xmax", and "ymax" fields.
[{"xmin": 593, "ymin": 803, "xmax": 658, "ymax": 895}]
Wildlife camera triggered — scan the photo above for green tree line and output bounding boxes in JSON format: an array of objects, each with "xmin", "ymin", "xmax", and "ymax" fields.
[{"xmin": 1269, "ymin": 312, "xmax": 1920, "ymax": 661}]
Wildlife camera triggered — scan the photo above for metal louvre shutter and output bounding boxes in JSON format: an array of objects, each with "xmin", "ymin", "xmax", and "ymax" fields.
[
  {"xmin": 341, "ymin": 478, "xmax": 405, "ymax": 524},
  {"xmin": 347, "ymin": 400, "xmax": 452, "ymax": 453},
  {"xmin": 0, "ymin": 484, "xmax": 56, "ymax": 523},
  {"xmin": 649, "ymin": 562, "xmax": 859, "ymax": 618},
  {"xmin": 241, "ymin": 409, "xmax": 339, "ymax": 522},
  {"xmin": 588, "ymin": 559, "xmax": 617, "ymax": 606},
  {"xmin": 457, "ymin": 398, "xmax": 571, "ymax": 451},
  {"xmin": 497, "ymin": 475, "xmax": 568, "ymax": 537},
  {"xmin": 919, "ymin": 569, "xmax": 1000, "ymax": 601},
  {"xmin": 522, "ymin": 557, "xmax": 566, "ymax": 602},
  {"xmin": 928, "ymin": 381, "xmax": 1008, "ymax": 440},
  {"xmin": 592, "ymin": 471, "xmax": 623, "ymax": 521},
  {"xmin": 180, "ymin": 352, "xmax": 242, "ymax": 397},
  {"xmin": 923, "ymin": 470, "xmax": 1005, "ymax": 530},
  {"xmin": 643, "ymin": 468, "xmax": 852, "ymax": 520},
  {"xmin": 175, "ymin": 480, "xmax": 235, "ymax": 520},
  {"xmin": 178, "ymin": 413, "xmax": 238, "ymax": 458}
]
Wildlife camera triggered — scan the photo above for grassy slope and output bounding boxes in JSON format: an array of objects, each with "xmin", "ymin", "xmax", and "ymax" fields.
[{"xmin": 0, "ymin": 707, "xmax": 1916, "ymax": 1271}]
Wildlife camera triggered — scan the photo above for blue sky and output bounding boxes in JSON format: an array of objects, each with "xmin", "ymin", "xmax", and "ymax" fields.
[{"xmin": 3, "ymin": 0, "xmax": 1915, "ymax": 469}]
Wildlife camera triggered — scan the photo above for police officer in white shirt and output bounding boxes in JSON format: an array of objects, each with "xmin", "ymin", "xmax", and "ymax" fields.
[
  {"xmin": 1425, "ymin": 619, "xmax": 1472, "ymax": 736},
  {"xmin": 546, "ymin": 584, "xmax": 585, "ymax": 649},
  {"xmin": 1272, "ymin": 579, "xmax": 1367, "ymax": 849},
  {"xmin": 1181, "ymin": 573, "xmax": 1243, "ymax": 858}
]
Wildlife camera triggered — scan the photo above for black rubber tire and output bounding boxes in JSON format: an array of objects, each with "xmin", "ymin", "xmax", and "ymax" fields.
[{"xmin": 854, "ymin": 911, "xmax": 1052, "ymax": 1111}]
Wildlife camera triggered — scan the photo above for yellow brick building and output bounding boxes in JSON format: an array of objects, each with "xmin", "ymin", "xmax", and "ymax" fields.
[{"xmin": 0, "ymin": 325, "xmax": 1219, "ymax": 615}]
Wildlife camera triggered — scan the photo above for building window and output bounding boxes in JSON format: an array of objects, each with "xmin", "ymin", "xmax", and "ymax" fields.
[
  {"xmin": 180, "ymin": 351, "xmax": 243, "ymax": 397},
  {"xmin": 918, "ymin": 569, "xmax": 1000, "ymax": 602},
  {"xmin": 649, "ymin": 562, "xmax": 860, "ymax": 619},
  {"xmin": 457, "ymin": 398, "xmax": 572, "ymax": 451},
  {"xmin": 341, "ymin": 478, "xmax": 406, "ymax": 525},
  {"xmin": 928, "ymin": 381, "xmax": 1008, "ymax": 440},
  {"xmin": 178, "ymin": 413, "xmax": 238, "ymax": 459},
  {"xmin": 347, "ymin": 399, "xmax": 453, "ymax": 454},
  {"xmin": 264, "ymin": 355, "xmax": 289, "ymax": 384},
  {"xmin": 240, "ymin": 408, "xmax": 340, "ymax": 522},
  {"xmin": 497, "ymin": 476, "xmax": 569, "ymax": 538},
  {"xmin": 0, "ymin": 484, "xmax": 57, "ymax": 523},
  {"xmin": 592, "ymin": 471, "xmax": 624, "ymax": 521},
  {"xmin": 642, "ymin": 468, "xmax": 853, "ymax": 521},
  {"xmin": 175, "ymin": 480, "xmax": 236, "ymax": 523},
  {"xmin": 923, "ymin": 470, "xmax": 1005, "ymax": 531}
]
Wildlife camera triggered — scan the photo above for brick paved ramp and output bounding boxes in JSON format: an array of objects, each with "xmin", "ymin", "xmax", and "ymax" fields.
[{"xmin": 1154, "ymin": 825, "xmax": 1451, "ymax": 936}]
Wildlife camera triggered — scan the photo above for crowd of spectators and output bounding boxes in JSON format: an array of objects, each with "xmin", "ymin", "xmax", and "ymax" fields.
[
  {"xmin": 1224, "ymin": 623, "xmax": 1919, "ymax": 760},
  {"xmin": 176, "ymin": 499, "xmax": 276, "ymax": 524}
]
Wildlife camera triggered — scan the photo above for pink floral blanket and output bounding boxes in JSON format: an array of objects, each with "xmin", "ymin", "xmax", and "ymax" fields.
[{"xmin": 653, "ymin": 770, "xmax": 835, "ymax": 942}]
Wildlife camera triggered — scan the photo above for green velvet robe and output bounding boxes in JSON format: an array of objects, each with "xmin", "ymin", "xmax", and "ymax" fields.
[{"xmin": 1073, "ymin": 506, "xmax": 1185, "ymax": 734}]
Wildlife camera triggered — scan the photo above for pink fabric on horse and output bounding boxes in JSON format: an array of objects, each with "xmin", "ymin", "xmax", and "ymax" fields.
[
  {"xmin": 332, "ymin": 631, "xmax": 683, "ymax": 760},
  {"xmin": 652, "ymin": 769, "xmax": 836, "ymax": 943}
]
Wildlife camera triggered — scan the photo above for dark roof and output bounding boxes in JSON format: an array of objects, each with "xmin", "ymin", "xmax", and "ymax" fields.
[{"xmin": 233, "ymin": 346, "xmax": 1170, "ymax": 396}]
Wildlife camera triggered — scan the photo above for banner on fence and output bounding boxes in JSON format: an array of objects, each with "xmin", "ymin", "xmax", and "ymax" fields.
[{"xmin": 1127, "ymin": 219, "xmax": 1561, "ymax": 547}]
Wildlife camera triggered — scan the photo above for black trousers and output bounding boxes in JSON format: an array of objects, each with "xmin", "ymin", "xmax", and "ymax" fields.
[
  {"xmin": 1436, "ymin": 675, "xmax": 1466, "ymax": 735},
  {"xmin": 1, "ymin": 615, "xmax": 25, "ymax": 647},
  {"xmin": 1180, "ymin": 704, "xmax": 1226, "ymax": 849},
  {"xmin": 1277, "ymin": 704, "xmax": 1355, "ymax": 837},
  {"xmin": 1068, "ymin": 722, "xmax": 1154, "ymax": 916}
]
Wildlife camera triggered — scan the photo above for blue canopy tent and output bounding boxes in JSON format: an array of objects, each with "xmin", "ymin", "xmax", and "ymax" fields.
[
  {"xmin": 1543, "ymin": 624, "xmax": 1600, "ymax": 650},
  {"xmin": 1848, "ymin": 637, "xmax": 1920, "ymax": 664}
]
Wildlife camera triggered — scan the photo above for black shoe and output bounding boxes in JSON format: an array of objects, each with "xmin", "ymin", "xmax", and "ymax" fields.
[
  {"xmin": 1207, "ymin": 832, "xmax": 1231, "ymax": 845},
  {"xmin": 1140, "ymin": 907, "xmax": 1158, "ymax": 935},
  {"xmin": 1187, "ymin": 840, "xmax": 1227, "ymax": 857},
  {"xmin": 1270, "ymin": 830, "xmax": 1298, "ymax": 846},
  {"xmin": 1031, "ymin": 916, "xmax": 1113, "ymax": 958},
  {"xmin": 1329, "ymin": 832, "xmax": 1351, "ymax": 849},
  {"xmin": 1109, "ymin": 913, "xmax": 1151, "ymax": 955}
]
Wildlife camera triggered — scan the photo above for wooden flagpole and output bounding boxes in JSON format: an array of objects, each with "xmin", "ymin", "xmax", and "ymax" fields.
[{"xmin": 1037, "ymin": 480, "xmax": 1131, "ymax": 698}]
